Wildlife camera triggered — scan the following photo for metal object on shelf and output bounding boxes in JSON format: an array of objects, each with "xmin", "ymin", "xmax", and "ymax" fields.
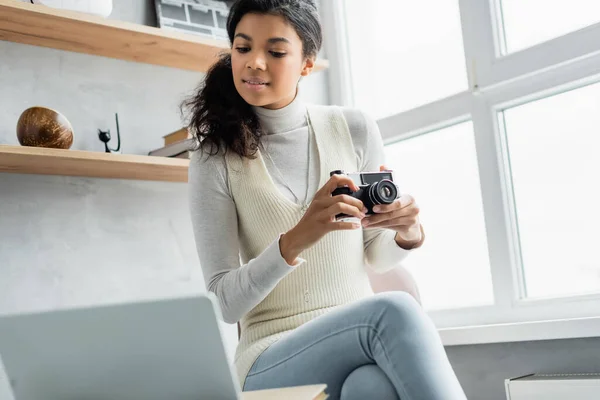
[
  {"xmin": 154, "ymin": 0, "xmax": 233, "ymax": 41},
  {"xmin": 98, "ymin": 113, "xmax": 121, "ymax": 154}
]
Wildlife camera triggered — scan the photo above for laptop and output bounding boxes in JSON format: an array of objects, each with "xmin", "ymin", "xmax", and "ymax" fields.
[{"xmin": 0, "ymin": 293, "xmax": 242, "ymax": 400}]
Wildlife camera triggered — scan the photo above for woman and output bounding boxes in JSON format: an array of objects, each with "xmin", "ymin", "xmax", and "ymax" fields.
[{"xmin": 185, "ymin": 0, "xmax": 466, "ymax": 398}]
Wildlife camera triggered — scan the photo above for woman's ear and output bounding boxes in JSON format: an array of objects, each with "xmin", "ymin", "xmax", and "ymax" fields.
[{"xmin": 301, "ymin": 57, "xmax": 316, "ymax": 77}]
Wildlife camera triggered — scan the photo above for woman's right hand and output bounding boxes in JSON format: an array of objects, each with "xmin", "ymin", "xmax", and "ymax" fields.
[{"xmin": 279, "ymin": 174, "xmax": 367, "ymax": 265}]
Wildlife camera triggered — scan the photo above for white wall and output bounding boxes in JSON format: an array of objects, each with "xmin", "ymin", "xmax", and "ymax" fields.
[{"xmin": 0, "ymin": 1, "xmax": 329, "ymax": 395}]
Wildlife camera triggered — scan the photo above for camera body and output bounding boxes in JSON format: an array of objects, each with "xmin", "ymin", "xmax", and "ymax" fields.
[{"xmin": 330, "ymin": 169, "xmax": 400, "ymax": 218}]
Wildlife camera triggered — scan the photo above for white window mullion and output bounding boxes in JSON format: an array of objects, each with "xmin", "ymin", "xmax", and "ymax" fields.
[
  {"xmin": 377, "ymin": 91, "xmax": 472, "ymax": 143},
  {"xmin": 483, "ymin": 50, "xmax": 600, "ymax": 107},
  {"xmin": 486, "ymin": 23, "xmax": 600, "ymax": 89},
  {"xmin": 471, "ymin": 94, "xmax": 522, "ymax": 310},
  {"xmin": 458, "ymin": 0, "xmax": 499, "ymax": 90}
]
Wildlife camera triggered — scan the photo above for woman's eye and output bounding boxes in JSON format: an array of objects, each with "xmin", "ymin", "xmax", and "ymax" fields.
[
  {"xmin": 270, "ymin": 51, "xmax": 286, "ymax": 58},
  {"xmin": 235, "ymin": 47, "xmax": 250, "ymax": 54}
]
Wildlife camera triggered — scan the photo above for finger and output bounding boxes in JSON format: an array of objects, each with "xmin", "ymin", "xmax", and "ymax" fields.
[
  {"xmin": 329, "ymin": 219, "xmax": 362, "ymax": 231},
  {"xmin": 364, "ymin": 204, "xmax": 419, "ymax": 226},
  {"xmin": 379, "ymin": 164, "xmax": 389, "ymax": 172},
  {"xmin": 325, "ymin": 194, "xmax": 366, "ymax": 213},
  {"xmin": 324, "ymin": 202, "xmax": 365, "ymax": 220},
  {"xmin": 371, "ymin": 199, "xmax": 403, "ymax": 215},
  {"xmin": 315, "ymin": 174, "xmax": 359, "ymax": 198},
  {"xmin": 365, "ymin": 215, "xmax": 419, "ymax": 229},
  {"xmin": 372, "ymin": 194, "xmax": 415, "ymax": 214}
]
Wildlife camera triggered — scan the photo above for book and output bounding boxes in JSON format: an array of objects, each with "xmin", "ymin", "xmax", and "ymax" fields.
[
  {"xmin": 505, "ymin": 373, "xmax": 600, "ymax": 400},
  {"xmin": 163, "ymin": 127, "xmax": 191, "ymax": 147},
  {"xmin": 242, "ymin": 384, "xmax": 328, "ymax": 400},
  {"xmin": 148, "ymin": 138, "xmax": 194, "ymax": 158},
  {"xmin": 173, "ymin": 151, "xmax": 190, "ymax": 159}
]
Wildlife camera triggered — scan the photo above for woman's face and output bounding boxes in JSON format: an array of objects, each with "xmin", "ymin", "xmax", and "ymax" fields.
[{"xmin": 231, "ymin": 13, "xmax": 315, "ymax": 110}]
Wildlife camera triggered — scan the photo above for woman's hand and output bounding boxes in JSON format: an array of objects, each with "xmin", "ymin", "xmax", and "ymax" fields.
[
  {"xmin": 279, "ymin": 174, "xmax": 367, "ymax": 265},
  {"xmin": 361, "ymin": 165, "xmax": 422, "ymax": 247}
]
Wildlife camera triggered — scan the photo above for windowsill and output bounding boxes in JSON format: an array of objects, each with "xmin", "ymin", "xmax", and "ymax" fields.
[{"xmin": 439, "ymin": 316, "xmax": 600, "ymax": 346}]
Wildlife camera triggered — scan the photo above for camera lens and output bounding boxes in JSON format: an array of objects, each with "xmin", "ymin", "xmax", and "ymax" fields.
[
  {"xmin": 380, "ymin": 186, "xmax": 392, "ymax": 198},
  {"xmin": 368, "ymin": 179, "xmax": 397, "ymax": 205}
]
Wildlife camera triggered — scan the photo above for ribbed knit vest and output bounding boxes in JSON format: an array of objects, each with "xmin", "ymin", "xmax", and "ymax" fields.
[{"xmin": 225, "ymin": 105, "xmax": 374, "ymax": 388}]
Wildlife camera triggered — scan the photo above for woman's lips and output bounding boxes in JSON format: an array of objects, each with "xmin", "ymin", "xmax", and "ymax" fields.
[{"xmin": 243, "ymin": 79, "xmax": 269, "ymax": 91}]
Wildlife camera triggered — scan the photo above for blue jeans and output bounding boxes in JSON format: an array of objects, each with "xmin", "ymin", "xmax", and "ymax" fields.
[{"xmin": 243, "ymin": 292, "xmax": 466, "ymax": 400}]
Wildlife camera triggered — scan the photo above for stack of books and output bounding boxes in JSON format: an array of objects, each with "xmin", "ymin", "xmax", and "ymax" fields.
[
  {"xmin": 148, "ymin": 127, "xmax": 193, "ymax": 159},
  {"xmin": 243, "ymin": 384, "xmax": 328, "ymax": 400}
]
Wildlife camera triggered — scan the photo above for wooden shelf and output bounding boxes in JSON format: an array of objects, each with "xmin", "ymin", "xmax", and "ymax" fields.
[
  {"xmin": 0, "ymin": 145, "xmax": 189, "ymax": 182},
  {"xmin": 0, "ymin": 0, "xmax": 329, "ymax": 73}
]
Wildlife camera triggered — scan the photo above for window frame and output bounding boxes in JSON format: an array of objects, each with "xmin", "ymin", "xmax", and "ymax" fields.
[{"xmin": 322, "ymin": 0, "xmax": 600, "ymax": 344}]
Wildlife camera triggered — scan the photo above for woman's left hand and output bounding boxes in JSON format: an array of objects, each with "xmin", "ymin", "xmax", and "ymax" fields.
[{"xmin": 361, "ymin": 166, "xmax": 422, "ymax": 244}]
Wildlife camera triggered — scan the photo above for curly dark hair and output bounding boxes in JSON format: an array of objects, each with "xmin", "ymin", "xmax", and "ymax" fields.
[{"xmin": 181, "ymin": 0, "xmax": 323, "ymax": 158}]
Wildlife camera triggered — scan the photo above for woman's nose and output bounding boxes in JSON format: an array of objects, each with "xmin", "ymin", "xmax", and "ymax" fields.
[{"xmin": 246, "ymin": 54, "xmax": 266, "ymax": 70}]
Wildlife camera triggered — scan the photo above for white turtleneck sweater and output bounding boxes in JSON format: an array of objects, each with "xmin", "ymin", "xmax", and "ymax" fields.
[{"xmin": 188, "ymin": 93, "xmax": 413, "ymax": 325}]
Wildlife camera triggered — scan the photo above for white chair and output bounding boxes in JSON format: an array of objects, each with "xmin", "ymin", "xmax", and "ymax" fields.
[{"xmin": 367, "ymin": 265, "xmax": 422, "ymax": 305}]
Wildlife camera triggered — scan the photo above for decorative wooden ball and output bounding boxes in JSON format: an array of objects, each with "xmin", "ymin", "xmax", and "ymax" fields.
[{"xmin": 17, "ymin": 107, "xmax": 74, "ymax": 149}]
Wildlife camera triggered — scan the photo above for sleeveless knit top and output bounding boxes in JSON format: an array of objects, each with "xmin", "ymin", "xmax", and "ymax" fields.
[{"xmin": 225, "ymin": 105, "xmax": 375, "ymax": 387}]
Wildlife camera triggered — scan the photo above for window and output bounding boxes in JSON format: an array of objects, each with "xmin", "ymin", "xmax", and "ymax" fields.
[
  {"xmin": 499, "ymin": 0, "xmax": 600, "ymax": 53},
  {"xmin": 327, "ymin": 0, "xmax": 600, "ymax": 340},
  {"xmin": 384, "ymin": 122, "xmax": 493, "ymax": 311},
  {"xmin": 501, "ymin": 82, "xmax": 600, "ymax": 299},
  {"xmin": 343, "ymin": 0, "xmax": 468, "ymax": 119}
]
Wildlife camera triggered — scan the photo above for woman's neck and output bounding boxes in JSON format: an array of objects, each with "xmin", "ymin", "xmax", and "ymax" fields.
[{"xmin": 253, "ymin": 88, "xmax": 307, "ymax": 134}]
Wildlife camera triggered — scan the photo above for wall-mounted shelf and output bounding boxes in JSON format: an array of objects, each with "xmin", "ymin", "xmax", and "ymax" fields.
[
  {"xmin": 0, "ymin": 0, "xmax": 329, "ymax": 73},
  {"xmin": 0, "ymin": 145, "xmax": 189, "ymax": 182}
]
